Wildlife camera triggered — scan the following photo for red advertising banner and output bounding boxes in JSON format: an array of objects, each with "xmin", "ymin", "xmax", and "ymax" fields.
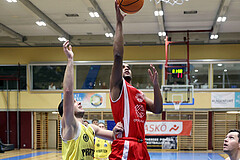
[{"xmin": 145, "ymin": 120, "xmax": 192, "ymax": 136}]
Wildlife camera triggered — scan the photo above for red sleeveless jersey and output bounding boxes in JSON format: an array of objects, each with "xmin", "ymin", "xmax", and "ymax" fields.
[{"xmin": 110, "ymin": 79, "xmax": 147, "ymax": 139}]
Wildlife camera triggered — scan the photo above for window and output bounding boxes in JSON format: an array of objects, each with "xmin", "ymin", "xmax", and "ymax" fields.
[
  {"xmin": 190, "ymin": 64, "xmax": 209, "ymax": 89},
  {"xmin": 131, "ymin": 64, "xmax": 162, "ymax": 89},
  {"xmin": 76, "ymin": 65, "xmax": 111, "ymax": 89},
  {"xmin": 0, "ymin": 65, "xmax": 27, "ymax": 90},
  {"xmin": 31, "ymin": 65, "xmax": 66, "ymax": 90},
  {"xmin": 213, "ymin": 63, "xmax": 240, "ymax": 88},
  {"xmin": 76, "ymin": 64, "xmax": 163, "ymax": 90}
]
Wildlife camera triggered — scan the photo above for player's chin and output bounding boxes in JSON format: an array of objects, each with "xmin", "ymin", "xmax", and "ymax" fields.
[
  {"xmin": 75, "ymin": 111, "xmax": 85, "ymax": 118},
  {"xmin": 223, "ymin": 148, "xmax": 229, "ymax": 152},
  {"xmin": 123, "ymin": 75, "xmax": 132, "ymax": 80}
]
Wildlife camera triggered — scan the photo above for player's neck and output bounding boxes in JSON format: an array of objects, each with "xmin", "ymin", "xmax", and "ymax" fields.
[
  {"xmin": 76, "ymin": 117, "xmax": 83, "ymax": 123},
  {"xmin": 124, "ymin": 77, "xmax": 131, "ymax": 84},
  {"xmin": 228, "ymin": 150, "xmax": 240, "ymax": 160}
]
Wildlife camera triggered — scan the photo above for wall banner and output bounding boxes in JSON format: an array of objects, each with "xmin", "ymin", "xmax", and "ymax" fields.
[
  {"xmin": 145, "ymin": 120, "xmax": 192, "ymax": 136},
  {"xmin": 235, "ymin": 92, "xmax": 240, "ymax": 108},
  {"xmin": 145, "ymin": 136, "xmax": 177, "ymax": 149},
  {"xmin": 61, "ymin": 93, "xmax": 106, "ymax": 108},
  {"xmin": 211, "ymin": 92, "xmax": 235, "ymax": 108}
]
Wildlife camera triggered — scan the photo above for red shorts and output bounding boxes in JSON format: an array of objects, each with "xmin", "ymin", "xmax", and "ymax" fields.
[{"xmin": 109, "ymin": 137, "xmax": 150, "ymax": 160}]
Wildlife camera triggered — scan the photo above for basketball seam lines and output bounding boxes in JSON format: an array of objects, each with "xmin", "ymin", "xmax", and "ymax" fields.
[
  {"xmin": 120, "ymin": 0, "xmax": 124, "ymax": 6},
  {"xmin": 121, "ymin": 0, "xmax": 140, "ymax": 6},
  {"xmin": 121, "ymin": 7, "xmax": 140, "ymax": 13}
]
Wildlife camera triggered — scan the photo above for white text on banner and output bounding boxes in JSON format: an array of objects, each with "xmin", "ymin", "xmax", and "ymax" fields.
[{"xmin": 145, "ymin": 120, "xmax": 192, "ymax": 136}]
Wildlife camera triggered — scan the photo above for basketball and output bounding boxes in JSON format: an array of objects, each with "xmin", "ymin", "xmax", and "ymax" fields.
[{"xmin": 116, "ymin": 0, "xmax": 144, "ymax": 14}]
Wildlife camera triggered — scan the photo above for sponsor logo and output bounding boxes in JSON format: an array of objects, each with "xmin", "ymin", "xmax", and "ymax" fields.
[
  {"xmin": 90, "ymin": 94, "xmax": 103, "ymax": 107},
  {"xmin": 96, "ymin": 149, "xmax": 108, "ymax": 153},
  {"xmin": 82, "ymin": 148, "xmax": 94, "ymax": 157},
  {"xmin": 145, "ymin": 122, "xmax": 183, "ymax": 135},
  {"xmin": 83, "ymin": 134, "xmax": 89, "ymax": 142},
  {"xmin": 135, "ymin": 104, "xmax": 145, "ymax": 118},
  {"xmin": 133, "ymin": 119, "xmax": 145, "ymax": 123}
]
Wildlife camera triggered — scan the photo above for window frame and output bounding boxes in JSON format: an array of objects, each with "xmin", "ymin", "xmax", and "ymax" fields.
[
  {"xmin": 0, "ymin": 64, "xmax": 27, "ymax": 91},
  {"xmin": 28, "ymin": 59, "xmax": 240, "ymax": 92}
]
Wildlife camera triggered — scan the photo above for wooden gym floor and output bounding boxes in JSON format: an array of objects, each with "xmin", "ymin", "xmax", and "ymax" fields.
[{"xmin": 0, "ymin": 149, "xmax": 228, "ymax": 160}]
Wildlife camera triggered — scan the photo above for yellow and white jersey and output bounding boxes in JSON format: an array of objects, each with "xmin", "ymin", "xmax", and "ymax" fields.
[
  {"xmin": 62, "ymin": 122, "xmax": 95, "ymax": 160},
  {"xmin": 94, "ymin": 137, "xmax": 112, "ymax": 160}
]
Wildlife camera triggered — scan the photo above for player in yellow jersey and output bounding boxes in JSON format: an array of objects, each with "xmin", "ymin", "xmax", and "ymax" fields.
[
  {"xmin": 94, "ymin": 122, "xmax": 112, "ymax": 160},
  {"xmin": 58, "ymin": 41, "xmax": 123, "ymax": 160}
]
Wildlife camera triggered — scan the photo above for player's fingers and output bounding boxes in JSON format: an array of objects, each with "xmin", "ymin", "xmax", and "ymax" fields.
[
  {"xmin": 148, "ymin": 69, "xmax": 153, "ymax": 79},
  {"xmin": 151, "ymin": 64, "xmax": 156, "ymax": 72},
  {"xmin": 115, "ymin": 1, "xmax": 120, "ymax": 11},
  {"xmin": 63, "ymin": 40, "xmax": 68, "ymax": 47},
  {"xmin": 116, "ymin": 128, "xmax": 123, "ymax": 133},
  {"xmin": 117, "ymin": 122, "xmax": 123, "ymax": 127}
]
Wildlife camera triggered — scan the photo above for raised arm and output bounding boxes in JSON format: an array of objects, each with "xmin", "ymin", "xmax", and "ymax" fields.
[
  {"xmin": 61, "ymin": 41, "xmax": 78, "ymax": 140},
  {"xmin": 110, "ymin": 1, "xmax": 126, "ymax": 101},
  {"xmin": 145, "ymin": 64, "xmax": 163, "ymax": 114}
]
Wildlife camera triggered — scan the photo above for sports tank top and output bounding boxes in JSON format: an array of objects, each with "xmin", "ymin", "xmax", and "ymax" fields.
[
  {"xmin": 62, "ymin": 122, "xmax": 95, "ymax": 160},
  {"xmin": 94, "ymin": 137, "xmax": 111, "ymax": 159},
  {"xmin": 110, "ymin": 79, "xmax": 147, "ymax": 139}
]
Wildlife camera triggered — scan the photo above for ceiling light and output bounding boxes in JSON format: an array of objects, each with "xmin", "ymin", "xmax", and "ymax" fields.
[
  {"xmin": 58, "ymin": 37, "xmax": 67, "ymax": 42},
  {"xmin": 217, "ymin": 16, "xmax": 227, "ymax": 22},
  {"xmin": 89, "ymin": 12, "xmax": 99, "ymax": 18},
  {"xmin": 36, "ymin": 21, "xmax": 46, "ymax": 27},
  {"xmin": 94, "ymin": 12, "xmax": 99, "ymax": 17},
  {"xmin": 217, "ymin": 17, "xmax": 222, "ymax": 22},
  {"xmin": 159, "ymin": 10, "xmax": 164, "ymax": 16},
  {"xmin": 217, "ymin": 63, "xmax": 222, "ymax": 67},
  {"xmin": 89, "ymin": 12, "xmax": 94, "ymax": 17},
  {"xmin": 6, "ymin": 0, "xmax": 17, "ymax": 2},
  {"xmin": 218, "ymin": 76, "xmax": 221, "ymax": 78},
  {"xmin": 154, "ymin": 10, "xmax": 164, "ymax": 16},
  {"xmin": 192, "ymin": 76, "xmax": 195, "ymax": 78},
  {"xmin": 105, "ymin": 33, "xmax": 113, "ymax": 38},
  {"xmin": 158, "ymin": 32, "xmax": 166, "ymax": 37},
  {"xmin": 222, "ymin": 17, "xmax": 227, "ymax": 22},
  {"xmin": 210, "ymin": 34, "xmax": 218, "ymax": 40},
  {"xmin": 224, "ymin": 69, "xmax": 227, "ymax": 72},
  {"xmin": 194, "ymin": 69, "xmax": 198, "ymax": 73},
  {"xmin": 52, "ymin": 111, "xmax": 58, "ymax": 114}
]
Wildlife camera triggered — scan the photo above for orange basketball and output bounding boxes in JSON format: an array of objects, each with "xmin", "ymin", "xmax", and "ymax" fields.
[{"xmin": 116, "ymin": 0, "xmax": 144, "ymax": 14}]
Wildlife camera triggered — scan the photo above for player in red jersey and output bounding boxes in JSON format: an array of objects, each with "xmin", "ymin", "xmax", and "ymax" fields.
[{"xmin": 109, "ymin": 1, "xmax": 163, "ymax": 160}]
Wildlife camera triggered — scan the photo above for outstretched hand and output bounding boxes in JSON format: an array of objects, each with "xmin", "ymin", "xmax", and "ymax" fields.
[
  {"xmin": 148, "ymin": 64, "xmax": 159, "ymax": 86},
  {"xmin": 63, "ymin": 40, "xmax": 74, "ymax": 60},
  {"xmin": 115, "ymin": 0, "xmax": 126, "ymax": 23}
]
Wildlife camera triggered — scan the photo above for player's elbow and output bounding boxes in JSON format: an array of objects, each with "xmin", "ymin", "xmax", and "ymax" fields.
[
  {"xmin": 153, "ymin": 105, "xmax": 163, "ymax": 114},
  {"xmin": 113, "ymin": 52, "xmax": 123, "ymax": 60},
  {"xmin": 153, "ymin": 109, "xmax": 162, "ymax": 114},
  {"xmin": 63, "ymin": 88, "xmax": 73, "ymax": 95}
]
